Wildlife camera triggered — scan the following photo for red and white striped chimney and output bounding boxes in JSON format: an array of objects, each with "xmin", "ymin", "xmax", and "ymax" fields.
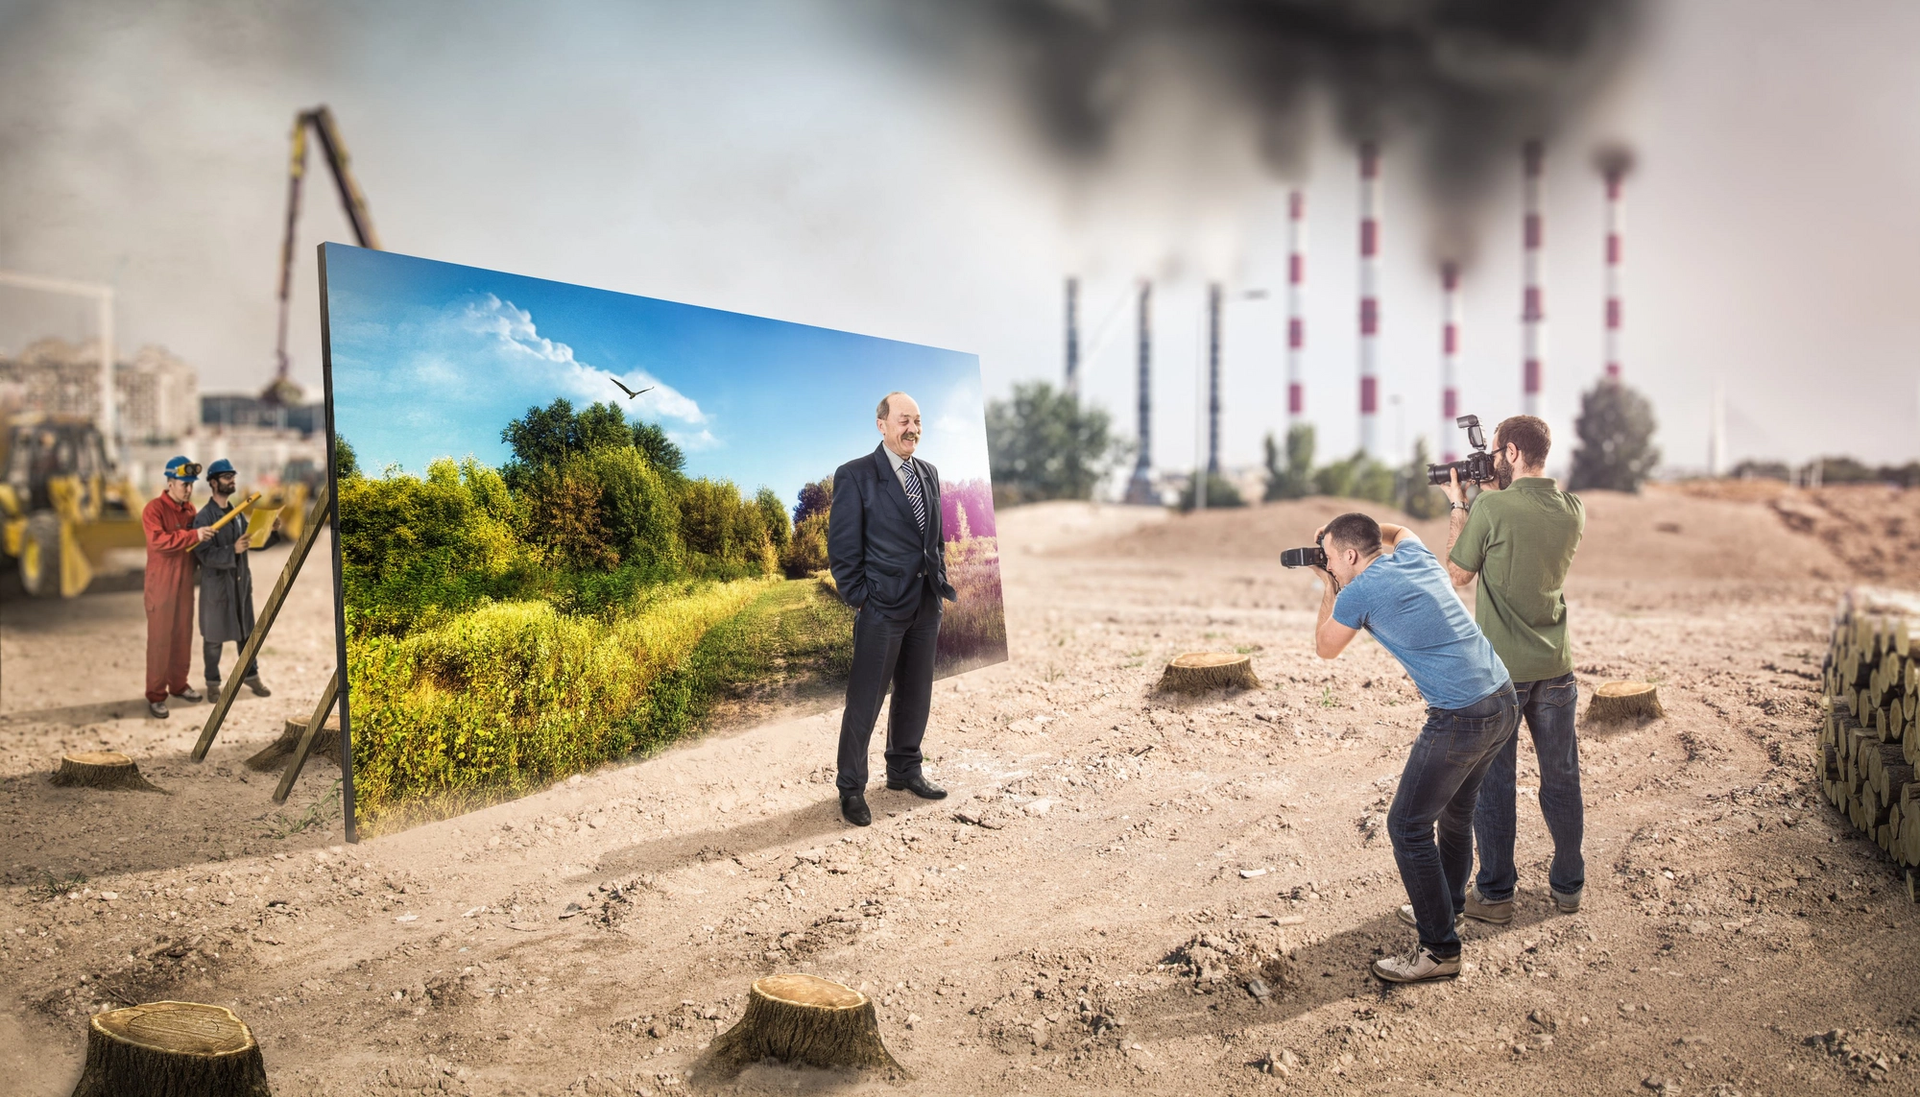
[
  {"xmin": 1521, "ymin": 139, "xmax": 1545, "ymax": 415},
  {"xmin": 1286, "ymin": 187, "xmax": 1306, "ymax": 429},
  {"xmin": 1358, "ymin": 143, "xmax": 1381, "ymax": 455},
  {"xmin": 1602, "ymin": 163, "xmax": 1625, "ymax": 381},
  {"xmin": 1440, "ymin": 261, "xmax": 1461, "ymax": 463}
]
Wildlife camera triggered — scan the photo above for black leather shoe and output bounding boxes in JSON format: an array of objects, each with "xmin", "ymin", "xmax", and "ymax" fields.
[
  {"xmin": 173, "ymin": 685, "xmax": 203, "ymax": 703},
  {"xmin": 840, "ymin": 792, "xmax": 872, "ymax": 827},
  {"xmin": 887, "ymin": 774, "xmax": 947, "ymax": 800},
  {"xmin": 243, "ymin": 676, "xmax": 272, "ymax": 698}
]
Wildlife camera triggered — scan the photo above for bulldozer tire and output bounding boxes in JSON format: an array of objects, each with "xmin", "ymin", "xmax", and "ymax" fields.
[{"xmin": 18, "ymin": 513, "xmax": 60, "ymax": 598}]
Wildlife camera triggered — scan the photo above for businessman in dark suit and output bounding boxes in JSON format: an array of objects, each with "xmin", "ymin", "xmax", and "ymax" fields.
[{"xmin": 828, "ymin": 391, "xmax": 958, "ymax": 826}]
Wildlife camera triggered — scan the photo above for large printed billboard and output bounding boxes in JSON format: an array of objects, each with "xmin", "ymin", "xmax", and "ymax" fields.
[{"xmin": 319, "ymin": 244, "xmax": 1006, "ymax": 832}]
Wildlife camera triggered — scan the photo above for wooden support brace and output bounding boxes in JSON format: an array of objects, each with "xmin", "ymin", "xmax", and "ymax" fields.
[
  {"xmin": 193, "ymin": 482, "xmax": 330, "ymax": 763},
  {"xmin": 273, "ymin": 670, "xmax": 339, "ymax": 805}
]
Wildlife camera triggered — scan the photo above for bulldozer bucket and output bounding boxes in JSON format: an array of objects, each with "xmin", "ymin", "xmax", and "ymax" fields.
[{"xmin": 59, "ymin": 520, "xmax": 93, "ymax": 598}]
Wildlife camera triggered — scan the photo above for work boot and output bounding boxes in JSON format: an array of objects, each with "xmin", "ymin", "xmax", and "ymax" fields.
[
  {"xmin": 147, "ymin": 700, "xmax": 168, "ymax": 719},
  {"xmin": 1463, "ymin": 886, "xmax": 1514, "ymax": 925},
  {"xmin": 173, "ymin": 685, "xmax": 203, "ymax": 703},
  {"xmin": 1371, "ymin": 947, "xmax": 1460, "ymax": 984},
  {"xmin": 1552, "ymin": 886, "xmax": 1584, "ymax": 914},
  {"xmin": 243, "ymin": 675, "xmax": 272, "ymax": 698}
]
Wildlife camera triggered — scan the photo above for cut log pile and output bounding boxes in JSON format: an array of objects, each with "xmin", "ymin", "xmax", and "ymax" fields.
[{"xmin": 1818, "ymin": 588, "xmax": 1920, "ymax": 872}]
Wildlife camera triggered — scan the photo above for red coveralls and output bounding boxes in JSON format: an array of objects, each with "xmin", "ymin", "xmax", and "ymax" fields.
[{"xmin": 143, "ymin": 492, "xmax": 200, "ymax": 703}]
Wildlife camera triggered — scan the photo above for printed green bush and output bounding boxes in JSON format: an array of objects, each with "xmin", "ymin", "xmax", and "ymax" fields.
[
  {"xmin": 338, "ymin": 458, "xmax": 534, "ymax": 636},
  {"xmin": 784, "ymin": 511, "xmax": 831, "ymax": 577},
  {"xmin": 590, "ymin": 446, "xmax": 684, "ymax": 574},
  {"xmin": 522, "ymin": 455, "xmax": 617, "ymax": 572},
  {"xmin": 349, "ymin": 580, "xmax": 768, "ymax": 829},
  {"xmin": 756, "ymin": 487, "xmax": 791, "ymax": 553}
]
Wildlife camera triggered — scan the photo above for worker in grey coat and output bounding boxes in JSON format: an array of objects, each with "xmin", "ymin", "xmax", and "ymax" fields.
[{"xmin": 193, "ymin": 459, "xmax": 270, "ymax": 697}]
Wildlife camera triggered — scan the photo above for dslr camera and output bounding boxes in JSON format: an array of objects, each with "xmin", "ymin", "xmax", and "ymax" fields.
[
  {"xmin": 1426, "ymin": 414, "xmax": 1498, "ymax": 486},
  {"xmin": 1280, "ymin": 533, "xmax": 1327, "ymax": 570}
]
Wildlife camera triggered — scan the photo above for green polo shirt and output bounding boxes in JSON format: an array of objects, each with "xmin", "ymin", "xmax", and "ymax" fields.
[{"xmin": 1448, "ymin": 477, "xmax": 1585, "ymax": 683}]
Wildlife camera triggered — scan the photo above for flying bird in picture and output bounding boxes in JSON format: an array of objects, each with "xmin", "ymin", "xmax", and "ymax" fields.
[{"xmin": 609, "ymin": 376, "xmax": 655, "ymax": 400}]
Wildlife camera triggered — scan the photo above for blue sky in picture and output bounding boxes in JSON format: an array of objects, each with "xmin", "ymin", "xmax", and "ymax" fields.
[{"xmin": 321, "ymin": 244, "xmax": 990, "ymax": 509}]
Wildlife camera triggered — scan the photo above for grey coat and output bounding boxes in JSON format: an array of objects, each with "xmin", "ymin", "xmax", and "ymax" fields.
[{"xmin": 193, "ymin": 499, "xmax": 257, "ymax": 645}]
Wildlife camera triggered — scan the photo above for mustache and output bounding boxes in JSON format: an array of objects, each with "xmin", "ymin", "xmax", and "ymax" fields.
[{"xmin": 901, "ymin": 431, "xmax": 920, "ymax": 442}]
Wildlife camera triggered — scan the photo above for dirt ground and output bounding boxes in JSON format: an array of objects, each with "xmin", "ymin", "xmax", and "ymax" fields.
[{"xmin": 2, "ymin": 484, "xmax": 1917, "ymax": 1096}]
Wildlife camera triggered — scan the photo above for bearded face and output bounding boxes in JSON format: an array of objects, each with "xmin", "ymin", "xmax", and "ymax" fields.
[{"xmin": 1492, "ymin": 446, "xmax": 1515, "ymax": 490}]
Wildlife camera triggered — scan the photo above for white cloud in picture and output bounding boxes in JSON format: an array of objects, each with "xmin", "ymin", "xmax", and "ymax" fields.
[
  {"xmin": 462, "ymin": 294, "xmax": 707, "ymax": 426},
  {"xmin": 929, "ymin": 376, "xmax": 991, "ymax": 483}
]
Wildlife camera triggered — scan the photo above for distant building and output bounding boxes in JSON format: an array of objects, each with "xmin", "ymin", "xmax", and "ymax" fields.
[
  {"xmin": 0, "ymin": 337, "xmax": 199, "ymax": 442},
  {"xmin": 0, "ymin": 338, "xmax": 329, "ymax": 491},
  {"xmin": 120, "ymin": 345, "xmax": 199, "ymax": 442},
  {"xmin": 0, "ymin": 337, "xmax": 105, "ymax": 422},
  {"xmin": 200, "ymin": 393, "xmax": 323, "ymax": 435}
]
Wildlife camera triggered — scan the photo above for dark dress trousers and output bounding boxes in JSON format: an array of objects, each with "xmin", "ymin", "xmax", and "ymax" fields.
[{"xmin": 828, "ymin": 444, "xmax": 958, "ymax": 792}]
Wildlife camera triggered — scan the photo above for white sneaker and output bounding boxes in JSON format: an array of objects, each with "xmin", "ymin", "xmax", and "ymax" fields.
[
  {"xmin": 1396, "ymin": 904, "xmax": 1464, "ymax": 929},
  {"xmin": 1371, "ymin": 947, "xmax": 1461, "ymax": 984}
]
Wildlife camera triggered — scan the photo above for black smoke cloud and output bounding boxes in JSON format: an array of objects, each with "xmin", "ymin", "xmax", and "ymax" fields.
[{"xmin": 891, "ymin": 0, "xmax": 1644, "ymax": 261}]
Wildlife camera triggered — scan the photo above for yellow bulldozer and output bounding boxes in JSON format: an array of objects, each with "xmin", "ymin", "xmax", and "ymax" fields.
[{"xmin": 0, "ymin": 414, "xmax": 147, "ymax": 597}]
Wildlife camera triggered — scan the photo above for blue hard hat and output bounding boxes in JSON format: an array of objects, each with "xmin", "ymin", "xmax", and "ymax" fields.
[
  {"xmin": 207, "ymin": 458, "xmax": 236, "ymax": 478},
  {"xmin": 163, "ymin": 456, "xmax": 199, "ymax": 482}
]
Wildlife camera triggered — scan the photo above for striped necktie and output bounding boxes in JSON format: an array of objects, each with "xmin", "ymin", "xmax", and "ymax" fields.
[{"xmin": 901, "ymin": 459, "xmax": 928, "ymax": 531}]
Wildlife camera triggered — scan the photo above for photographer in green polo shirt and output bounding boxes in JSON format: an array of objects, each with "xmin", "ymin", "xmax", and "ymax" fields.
[{"xmin": 1441, "ymin": 414, "xmax": 1587, "ymax": 922}]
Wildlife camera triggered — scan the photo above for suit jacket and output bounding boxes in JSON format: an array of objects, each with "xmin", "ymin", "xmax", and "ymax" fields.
[
  {"xmin": 828, "ymin": 444, "xmax": 958, "ymax": 619},
  {"xmin": 193, "ymin": 499, "xmax": 256, "ymax": 645}
]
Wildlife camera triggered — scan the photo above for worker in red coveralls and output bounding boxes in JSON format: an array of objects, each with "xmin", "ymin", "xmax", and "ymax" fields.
[{"xmin": 143, "ymin": 456, "xmax": 213, "ymax": 718}]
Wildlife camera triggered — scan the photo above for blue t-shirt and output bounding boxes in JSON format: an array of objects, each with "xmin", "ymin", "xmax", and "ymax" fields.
[{"xmin": 1332, "ymin": 538, "xmax": 1511, "ymax": 710}]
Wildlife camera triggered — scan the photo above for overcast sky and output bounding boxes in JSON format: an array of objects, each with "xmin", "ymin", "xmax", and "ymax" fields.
[{"xmin": 3, "ymin": 0, "xmax": 1917, "ymax": 477}]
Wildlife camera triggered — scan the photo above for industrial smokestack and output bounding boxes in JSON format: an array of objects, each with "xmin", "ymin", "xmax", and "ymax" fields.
[
  {"xmin": 1597, "ymin": 147, "xmax": 1633, "ymax": 381},
  {"xmin": 1287, "ymin": 188, "xmax": 1305, "ymax": 429},
  {"xmin": 1125, "ymin": 280, "xmax": 1156, "ymax": 504},
  {"xmin": 1207, "ymin": 282, "xmax": 1222, "ymax": 476},
  {"xmin": 1521, "ymin": 140, "xmax": 1546, "ymax": 415},
  {"xmin": 1359, "ymin": 142, "xmax": 1381, "ymax": 456},
  {"xmin": 1440, "ymin": 261, "xmax": 1462, "ymax": 463},
  {"xmin": 1064, "ymin": 276, "xmax": 1081, "ymax": 396}
]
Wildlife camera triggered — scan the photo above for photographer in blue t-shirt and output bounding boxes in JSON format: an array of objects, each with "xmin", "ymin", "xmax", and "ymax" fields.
[{"xmin": 1308, "ymin": 512, "xmax": 1520, "ymax": 983}]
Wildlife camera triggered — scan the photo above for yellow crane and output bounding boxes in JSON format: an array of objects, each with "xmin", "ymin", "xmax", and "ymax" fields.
[
  {"xmin": 267, "ymin": 105, "xmax": 381, "ymax": 409},
  {"xmin": 256, "ymin": 105, "xmax": 384, "ymax": 543}
]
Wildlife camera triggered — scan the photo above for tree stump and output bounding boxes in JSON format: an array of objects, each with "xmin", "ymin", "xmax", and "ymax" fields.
[
  {"xmin": 50, "ymin": 752, "xmax": 163, "ymax": 792},
  {"xmin": 70, "ymin": 1001, "xmax": 271, "ymax": 1097},
  {"xmin": 1156, "ymin": 652, "xmax": 1260, "ymax": 694},
  {"xmin": 245, "ymin": 717, "xmax": 341, "ymax": 772},
  {"xmin": 1585, "ymin": 681, "xmax": 1664, "ymax": 724},
  {"xmin": 705, "ymin": 974, "xmax": 906, "ymax": 1079}
]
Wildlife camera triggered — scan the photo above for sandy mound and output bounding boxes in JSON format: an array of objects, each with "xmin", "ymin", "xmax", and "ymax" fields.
[{"xmin": 1058, "ymin": 483, "xmax": 1848, "ymax": 583}]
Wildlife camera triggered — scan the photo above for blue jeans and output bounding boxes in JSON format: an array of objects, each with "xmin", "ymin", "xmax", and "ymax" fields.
[
  {"xmin": 1473, "ymin": 672, "xmax": 1584, "ymax": 902},
  {"xmin": 1388, "ymin": 683, "xmax": 1520, "ymax": 957}
]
